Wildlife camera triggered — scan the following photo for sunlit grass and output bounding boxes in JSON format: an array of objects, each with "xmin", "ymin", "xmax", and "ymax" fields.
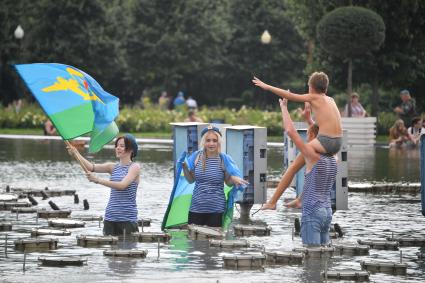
[{"xmin": 0, "ymin": 128, "xmax": 44, "ymax": 135}]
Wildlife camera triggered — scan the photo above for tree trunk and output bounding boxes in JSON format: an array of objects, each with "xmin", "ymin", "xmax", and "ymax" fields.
[
  {"xmin": 306, "ymin": 39, "xmax": 315, "ymax": 71},
  {"xmin": 371, "ymin": 74, "xmax": 379, "ymax": 116},
  {"xmin": 347, "ymin": 58, "xmax": 352, "ymax": 117}
]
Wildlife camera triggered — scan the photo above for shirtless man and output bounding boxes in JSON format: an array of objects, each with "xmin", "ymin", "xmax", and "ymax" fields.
[{"xmin": 253, "ymin": 72, "xmax": 342, "ymax": 155}]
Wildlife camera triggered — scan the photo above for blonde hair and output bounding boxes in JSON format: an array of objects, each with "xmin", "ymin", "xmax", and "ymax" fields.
[
  {"xmin": 393, "ymin": 119, "xmax": 405, "ymax": 129},
  {"xmin": 308, "ymin": 72, "xmax": 329, "ymax": 93},
  {"xmin": 389, "ymin": 119, "xmax": 407, "ymax": 139},
  {"xmin": 199, "ymin": 130, "xmax": 222, "ymax": 171}
]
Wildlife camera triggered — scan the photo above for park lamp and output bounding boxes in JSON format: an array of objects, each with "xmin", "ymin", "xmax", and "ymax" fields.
[
  {"xmin": 261, "ymin": 30, "xmax": 271, "ymax": 44},
  {"xmin": 14, "ymin": 25, "xmax": 24, "ymax": 39}
]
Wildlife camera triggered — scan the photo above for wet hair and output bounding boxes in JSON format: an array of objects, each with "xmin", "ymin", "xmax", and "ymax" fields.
[
  {"xmin": 308, "ymin": 72, "xmax": 329, "ymax": 93},
  {"xmin": 115, "ymin": 134, "xmax": 138, "ymax": 161}
]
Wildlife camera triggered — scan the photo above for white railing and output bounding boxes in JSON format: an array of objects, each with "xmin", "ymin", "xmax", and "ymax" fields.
[{"xmin": 341, "ymin": 117, "xmax": 376, "ymax": 146}]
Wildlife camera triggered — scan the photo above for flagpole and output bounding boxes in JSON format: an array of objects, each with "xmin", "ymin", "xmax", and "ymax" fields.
[{"xmin": 64, "ymin": 140, "xmax": 89, "ymax": 173}]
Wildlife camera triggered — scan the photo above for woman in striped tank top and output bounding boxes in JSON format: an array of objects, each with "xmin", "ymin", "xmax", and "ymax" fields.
[
  {"xmin": 67, "ymin": 134, "xmax": 140, "ymax": 236},
  {"xmin": 279, "ymin": 98, "xmax": 337, "ymax": 246},
  {"xmin": 182, "ymin": 125, "xmax": 248, "ymax": 228}
]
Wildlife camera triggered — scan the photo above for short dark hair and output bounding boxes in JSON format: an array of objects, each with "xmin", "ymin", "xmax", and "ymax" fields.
[
  {"xmin": 308, "ymin": 123, "xmax": 319, "ymax": 137},
  {"xmin": 115, "ymin": 135, "xmax": 138, "ymax": 160},
  {"xmin": 411, "ymin": 117, "xmax": 421, "ymax": 126},
  {"xmin": 308, "ymin": 72, "xmax": 329, "ymax": 93}
]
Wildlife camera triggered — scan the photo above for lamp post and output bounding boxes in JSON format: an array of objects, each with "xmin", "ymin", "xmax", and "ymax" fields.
[
  {"xmin": 14, "ymin": 25, "xmax": 24, "ymax": 40},
  {"xmin": 14, "ymin": 25, "xmax": 24, "ymax": 63},
  {"xmin": 261, "ymin": 30, "xmax": 271, "ymax": 44},
  {"xmin": 13, "ymin": 25, "xmax": 25, "ymax": 108}
]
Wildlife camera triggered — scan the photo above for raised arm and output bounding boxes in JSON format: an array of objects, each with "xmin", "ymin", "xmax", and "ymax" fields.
[
  {"xmin": 67, "ymin": 144, "xmax": 114, "ymax": 173},
  {"xmin": 280, "ymin": 99, "xmax": 316, "ymax": 161},
  {"xmin": 87, "ymin": 163, "xmax": 140, "ymax": 190},
  {"xmin": 252, "ymin": 77, "xmax": 314, "ymax": 103},
  {"xmin": 301, "ymin": 102, "xmax": 315, "ymax": 126}
]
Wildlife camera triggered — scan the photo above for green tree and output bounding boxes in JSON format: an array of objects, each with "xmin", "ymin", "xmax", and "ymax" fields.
[
  {"xmin": 225, "ymin": 0, "xmax": 304, "ymax": 106},
  {"xmin": 284, "ymin": 0, "xmax": 341, "ymax": 73},
  {"xmin": 19, "ymin": 0, "xmax": 127, "ymax": 100},
  {"xmin": 317, "ymin": 6, "xmax": 385, "ymax": 116},
  {"xmin": 287, "ymin": 1, "xmax": 425, "ymax": 115},
  {"xmin": 358, "ymin": 1, "xmax": 425, "ymax": 115},
  {"xmin": 125, "ymin": 0, "xmax": 231, "ymax": 104},
  {"xmin": 0, "ymin": 0, "xmax": 27, "ymax": 106}
]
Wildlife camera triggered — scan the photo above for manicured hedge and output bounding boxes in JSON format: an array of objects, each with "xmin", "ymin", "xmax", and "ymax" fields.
[{"xmin": 0, "ymin": 104, "xmax": 398, "ymax": 136}]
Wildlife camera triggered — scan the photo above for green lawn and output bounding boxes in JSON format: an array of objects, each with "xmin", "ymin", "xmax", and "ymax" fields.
[
  {"xmin": 128, "ymin": 132, "xmax": 172, "ymax": 139},
  {"xmin": 0, "ymin": 128, "xmax": 172, "ymax": 139},
  {"xmin": 0, "ymin": 128, "xmax": 389, "ymax": 143},
  {"xmin": 0, "ymin": 128, "xmax": 282, "ymax": 140},
  {"xmin": 376, "ymin": 134, "xmax": 388, "ymax": 143},
  {"xmin": 0, "ymin": 128, "xmax": 45, "ymax": 135}
]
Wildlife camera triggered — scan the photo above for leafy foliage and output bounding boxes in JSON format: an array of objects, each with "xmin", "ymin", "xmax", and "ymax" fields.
[
  {"xmin": 0, "ymin": 0, "xmax": 424, "ymax": 116},
  {"xmin": 317, "ymin": 6, "xmax": 385, "ymax": 58}
]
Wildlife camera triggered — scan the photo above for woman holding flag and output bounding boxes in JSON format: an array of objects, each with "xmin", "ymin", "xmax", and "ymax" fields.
[
  {"xmin": 182, "ymin": 125, "xmax": 248, "ymax": 228},
  {"xmin": 67, "ymin": 134, "xmax": 140, "ymax": 236}
]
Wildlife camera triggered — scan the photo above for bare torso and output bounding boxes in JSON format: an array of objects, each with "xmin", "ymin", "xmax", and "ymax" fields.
[{"xmin": 310, "ymin": 95, "xmax": 342, "ymax": 137}]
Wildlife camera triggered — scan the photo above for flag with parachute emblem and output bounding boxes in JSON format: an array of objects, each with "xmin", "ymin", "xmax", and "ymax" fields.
[{"xmin": 15, "ymin": 63, "xmax": 119, "ymax": 152}]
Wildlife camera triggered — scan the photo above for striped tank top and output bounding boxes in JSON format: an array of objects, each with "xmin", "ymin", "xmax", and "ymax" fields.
[
  {"xmin": 190, "ymin": 155, "xmax": 226, "ymax": 213},
  {"xmin": 302, "ymin": 154, "xmax": 337, "ymax": 217},
  {"xmin": 105, "ymin": 163, "xmax": 138, "ymax": 222}
]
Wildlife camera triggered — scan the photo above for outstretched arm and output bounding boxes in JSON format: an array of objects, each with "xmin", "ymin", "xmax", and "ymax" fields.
[
  {"xmin": 225, "ymin": 174, "xmax": 249, "ymax": 187},
  {"xmin": 262, "ymin": 153, "xmax": 306, "ymax": 210},
  {"xmin": 67, "ymin": 144, "xmax": 114, "ymax": 173},
  {"xmin": 86, "ymin": 163, "xmax": 140, "ymax": 190},
  {"xmin": 280, "ymin": 99, "xmax": 316, "ymax": 160},
  {"xmin": 252, "ymin": 77, "xmax": 313, "ymax": 103}
]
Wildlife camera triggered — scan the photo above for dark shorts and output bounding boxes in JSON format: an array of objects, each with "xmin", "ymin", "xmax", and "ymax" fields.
[
  {"xmin": 188, "ymin": 211, "xmax": 223, "ymax": 227},
  {"xmin": 317, "ymin": 134, "xmax": 342, "ymax": 155},
  {"xmin": 103, "ymin": 220, "xmax": 139, "ymax": 236}
]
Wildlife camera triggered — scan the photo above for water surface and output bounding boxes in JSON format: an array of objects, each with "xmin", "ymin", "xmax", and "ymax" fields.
[{"xmin": 0, "ymin": 138, "xmax": 423, "ymax": 282}]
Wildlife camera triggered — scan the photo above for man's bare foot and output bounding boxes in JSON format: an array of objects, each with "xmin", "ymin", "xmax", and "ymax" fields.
[
  {"xmin": 261, "ymin": 202, "xmax": 276, "ymax": 210},
  {"xmin": 284, "ymin": 198, "xmax": 301, "ymax": 209}
]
